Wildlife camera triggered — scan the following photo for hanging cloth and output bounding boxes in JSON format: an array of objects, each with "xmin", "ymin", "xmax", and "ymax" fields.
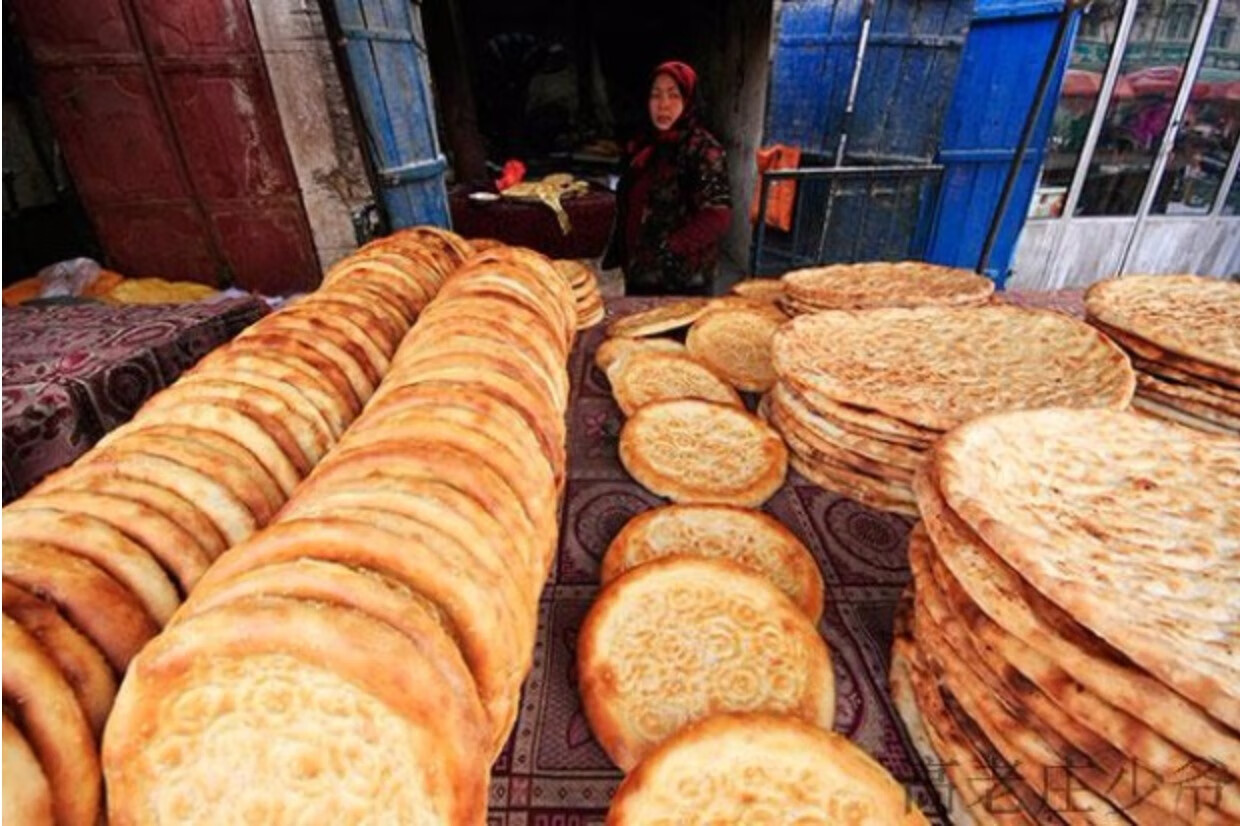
[{"xmin": 749, "ymin": 144, "xmax": 802, "ymax": 232}]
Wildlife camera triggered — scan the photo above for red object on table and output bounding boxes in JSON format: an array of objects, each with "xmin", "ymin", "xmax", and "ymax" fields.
[{"xmin": 495, "ymin": 160, "xmax": 528, "ymax": 192}]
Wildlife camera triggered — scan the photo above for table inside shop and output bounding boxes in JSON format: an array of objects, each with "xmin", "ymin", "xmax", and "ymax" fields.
[
  {"xmin": 1, "ymin": 296, "xmax": 269, "ymax": 503},
  {"xmin": 485, "ymin": 289, "xmax": 1085, "ymax": 823}
]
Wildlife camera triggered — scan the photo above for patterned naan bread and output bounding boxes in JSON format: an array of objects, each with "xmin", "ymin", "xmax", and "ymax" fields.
[{"xmin": 772, "ymin": 306, "xmax": 1135, "ymax": 431}]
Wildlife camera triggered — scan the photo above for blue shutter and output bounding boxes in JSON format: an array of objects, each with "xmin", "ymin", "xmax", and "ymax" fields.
[{"xmin": 333, "ymin": 0, "xmax": 449, "ymax": 228}]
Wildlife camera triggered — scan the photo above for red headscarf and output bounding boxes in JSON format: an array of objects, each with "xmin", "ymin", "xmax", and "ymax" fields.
[{"xmin": 630, "ymin": 59, "xmax": 700, "ymax": 170}]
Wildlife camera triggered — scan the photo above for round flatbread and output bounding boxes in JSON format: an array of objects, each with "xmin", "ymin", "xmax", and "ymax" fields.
[
  {"xmin": 5, "ymin": 489, "xmax": 210, "ymax": 595},
  {"xmin": 932, "ymin": 408, "xmax": 1240, "ymax": 732},
  {"xmin": 607, "ymin": 712, "xmax": 929, "ymax": 824},
  {"xmin": 103, "ymin": 597, "xmax": 489, "ymax": 825},
  {"xmin": 1085, "ymin": 275, "xmax": 1240, "ymax": 376},
  {"xmin": 729, "ymin": 278, "xmax": 786, "ymax": 302},
  {"xmin": 3, "ymin": 540, "xmax": 160, "ymax": 673},
  {"xmin": 1, "ymin": 508, "xmax": 180, "ymax": 625},
  {"xmin": 594, "ymin": 336, "xmax": 684, "ymax": 373},
  {"xmin": 2, "ymin": 581, "xmax": 117, "ymax": 737},
  {"xmin": 606, "ymin": 298, "xmax": 712, "ymax": 338},
  {"xmin": 772, "ymin": 306, "xmax": 1135, "ymax": 432},
  {"xmin": 602, "ymin": 504, "xmax": 824, "ymax": 622},
  {"xmin": 190, "ymin": 517, "xmax": 527, "ymax": 754},
  {"xmin": 620, "ymin": 399, "xmax": 787, "ymax": 507},
  {"xmin": 578, "ymin": 557, "xmax": 835, "ymax": 771},
  {"xmin": 3, "ymin": 714, "xmax": 55, "ymax": 826},
  {"xmin": 781, "ymin": 261, "xmax": 994, "ymax": 310},
  {"xmin": 3, "ymin": 616, "xmax": 100, "ymax": 826},
  {"xmin": 686, "ymin": 306, "xmax": 783, "ymax": 392},
  {"xmin": 609, "ymin": 351, "xmax": 742, "ymax": 417}
]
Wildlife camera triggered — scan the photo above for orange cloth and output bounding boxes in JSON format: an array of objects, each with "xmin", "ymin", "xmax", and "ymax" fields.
[
  {"xmin": 2, "ymin": 277, "xmax": 42, "ymax": 307},
  {"xmin": 749, "ymin": 144, "xmax": 802, "ymax": 232}
]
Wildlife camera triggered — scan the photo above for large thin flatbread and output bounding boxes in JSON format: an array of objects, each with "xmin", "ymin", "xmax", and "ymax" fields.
[
  {"xmin": 772, "ymin": 306, "xmax": 1135, "ymax": 432},
  {"xmin": 1085, "ymin": 275, "xmax": 1240, "ymax": 375},
  {"xmin": 607, "ymin": 712, "xmax": 928, "ymax": 824},
  {"xmin": 768, "ymin": 382, "xmax": 925, "ymax": 471},
  {"xmin": 919, "ymin": 530, "xmax": 1240, "ymax": 820},
  {"xmin": 103, "ymin": 597, "xmax": 488, "ymax": 825},
  {"xmin": 782, "ymin": 261, "xmax": 994, "ymax": 310},
  {"xmin": 578, "ymin": 557, "xmax": 835, "ymax": 771},
  {"xmin": 601, "ymin": 503, "xmax": 824, "ymax": 622},
  {"xmin": 915, "ymin": 463, "xmax": 1240, "ymax": 777},
  {"xmin": 909, "ymin": 528, "xmax": 1215, "ymax": 823},
  {"xmin": 933, "ymin": 409, "xmax": 1240, "ymax": 731},
  {"xmin": 619, "ymin": 399, "xmax": 787, "ymax": 507}
]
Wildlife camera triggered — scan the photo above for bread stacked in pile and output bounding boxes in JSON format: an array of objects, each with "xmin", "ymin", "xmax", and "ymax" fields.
[
  {"xmin": 777, "ymin": 261, "xmax": 994, "ymax": 316},
  {"xmin": 766, "ymin": 306, "xmax": 1137, "ymax": 515},
  {"xmin": 1085, "ymin": 274, "xmax": 1240, "ymax": 437},
  {"xmin": 1, "ymin": 226, "xmax": 469, "ymax": 826},
  {"xmin": 893, "ymin": 408, "xmax": 1240, "ymax": 825},
  {"xmin": 553, "ymin": 258, "xmax": 605, "ymax": 329},
  {"xmin": 98, "ymin": 243, "xmax": 575, "ymax": 823}
]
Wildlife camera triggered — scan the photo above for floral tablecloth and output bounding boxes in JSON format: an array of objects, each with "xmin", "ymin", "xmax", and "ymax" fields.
[{"xmin": 2, "ymin": 297, "xmax": 268, "ymax": 503}]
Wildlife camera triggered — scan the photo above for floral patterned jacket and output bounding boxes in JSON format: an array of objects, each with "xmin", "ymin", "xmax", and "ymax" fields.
[{"xmin": 604, "ymin": 124, "xmax": 732, "ymax": 295}]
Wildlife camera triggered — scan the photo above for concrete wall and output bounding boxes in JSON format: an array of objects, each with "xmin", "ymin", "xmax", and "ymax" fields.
[{"xmin": 249, "ymin": 0, "xmax": 374, "ymax": 271}]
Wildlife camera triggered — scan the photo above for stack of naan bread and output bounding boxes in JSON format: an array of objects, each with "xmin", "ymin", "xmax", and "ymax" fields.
[
  {"xmin": 100, "ymin": 244, "xmax": 575, "ymax": 823},
  {"xmin": 893, "ymin": 408, "xmax": 1240, "ymax": 824},
  {"xmin": 1085, "ymin": 275, "xmax": 1240, "ymax": 436},
  {"xmin": 1, "ymin": 226, "xmax": 469, "ymax": 826},
  {"xmin": 767, "ymin": 306, "xmax": 1137, "ymax": 514},
  {"xmin": 579, "ymin": 502, "xmax": 926, "ymax": 822},
  {"xmin": 553, "ymin": 258, "xmax": 605, "ymax": 329},
  {"xmin": 599, "ymin": 298, "xmax": 789, "ymax": 508},
  {"xmin": 777, "ymin": 261, "xmax": 994, "ymax": 316}
]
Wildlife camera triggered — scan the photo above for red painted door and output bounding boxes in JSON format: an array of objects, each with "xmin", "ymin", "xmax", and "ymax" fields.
[{"xmin": 10, "ymin": 0, "xmax": 320, "ymax": 295}]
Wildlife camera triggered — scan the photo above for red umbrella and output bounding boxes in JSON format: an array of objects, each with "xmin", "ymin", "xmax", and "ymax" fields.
[
  {"xmin": 1123, "ymin": 65, "xmax": 1211, "ymax": 99},
  {"xmin": 1063, "ymin": 69, "xmax": 1102, "ymax": 97}
]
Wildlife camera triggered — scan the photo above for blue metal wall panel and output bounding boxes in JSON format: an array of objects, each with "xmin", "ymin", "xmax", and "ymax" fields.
[
  {"xmin": 767, "ymin": 0, "xmax": 864, "ymax": 155},
  {"xmin": 767, "ymin": 0, "xmax": 971, "ymax": 162},
  {"xmin": 925, "ymin": 1, "xmax": 1078, "ymax": 283},
  {"xmin": 333, "ymin": 0, "xmax": 449, "ymax": 230}
]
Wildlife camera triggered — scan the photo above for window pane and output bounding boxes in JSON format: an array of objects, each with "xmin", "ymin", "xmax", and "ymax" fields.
[
  {"xmin": 1077, "ymin": 0, "xmax": 1210, "ymax": 216},
  {"xmin": 1224, "ymin": 162, "xmax": 1240, "ymax": 214},
  {"xmin": 1151, "ymin": 7, "xmax": 1240, "ymax": 215},
  {"xmin": 1030, "ymin": 1, "xmax": 1124, "ymax": 219}
]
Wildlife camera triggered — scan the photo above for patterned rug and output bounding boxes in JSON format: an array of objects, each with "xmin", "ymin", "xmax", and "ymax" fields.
[{"xmin": 487, "ymin": 297, "xmax": 959, "ymax": 824}]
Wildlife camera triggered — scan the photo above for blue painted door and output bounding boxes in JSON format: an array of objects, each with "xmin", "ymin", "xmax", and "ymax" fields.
[
  {"xmin": 333, "ymin": 0, "xmax": 449, "ymax": 229},
  {"xmin": 924, "ymin": 0, "xmax": 1077, "ymax": 284},
  {"xmin": 761, "ymin": 0, "xmax": 974, "ymax": 266}
]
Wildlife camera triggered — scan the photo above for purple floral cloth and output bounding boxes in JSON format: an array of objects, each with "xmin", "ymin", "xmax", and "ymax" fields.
[{"xmin": 2, "ymin": 297, "xmax": 268, "ymax": 502}]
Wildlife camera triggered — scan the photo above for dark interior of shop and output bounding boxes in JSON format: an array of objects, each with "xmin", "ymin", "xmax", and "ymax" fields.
[{"xmin": 421, "ymin": 0, "xmax": 770, "ymax": 187}]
